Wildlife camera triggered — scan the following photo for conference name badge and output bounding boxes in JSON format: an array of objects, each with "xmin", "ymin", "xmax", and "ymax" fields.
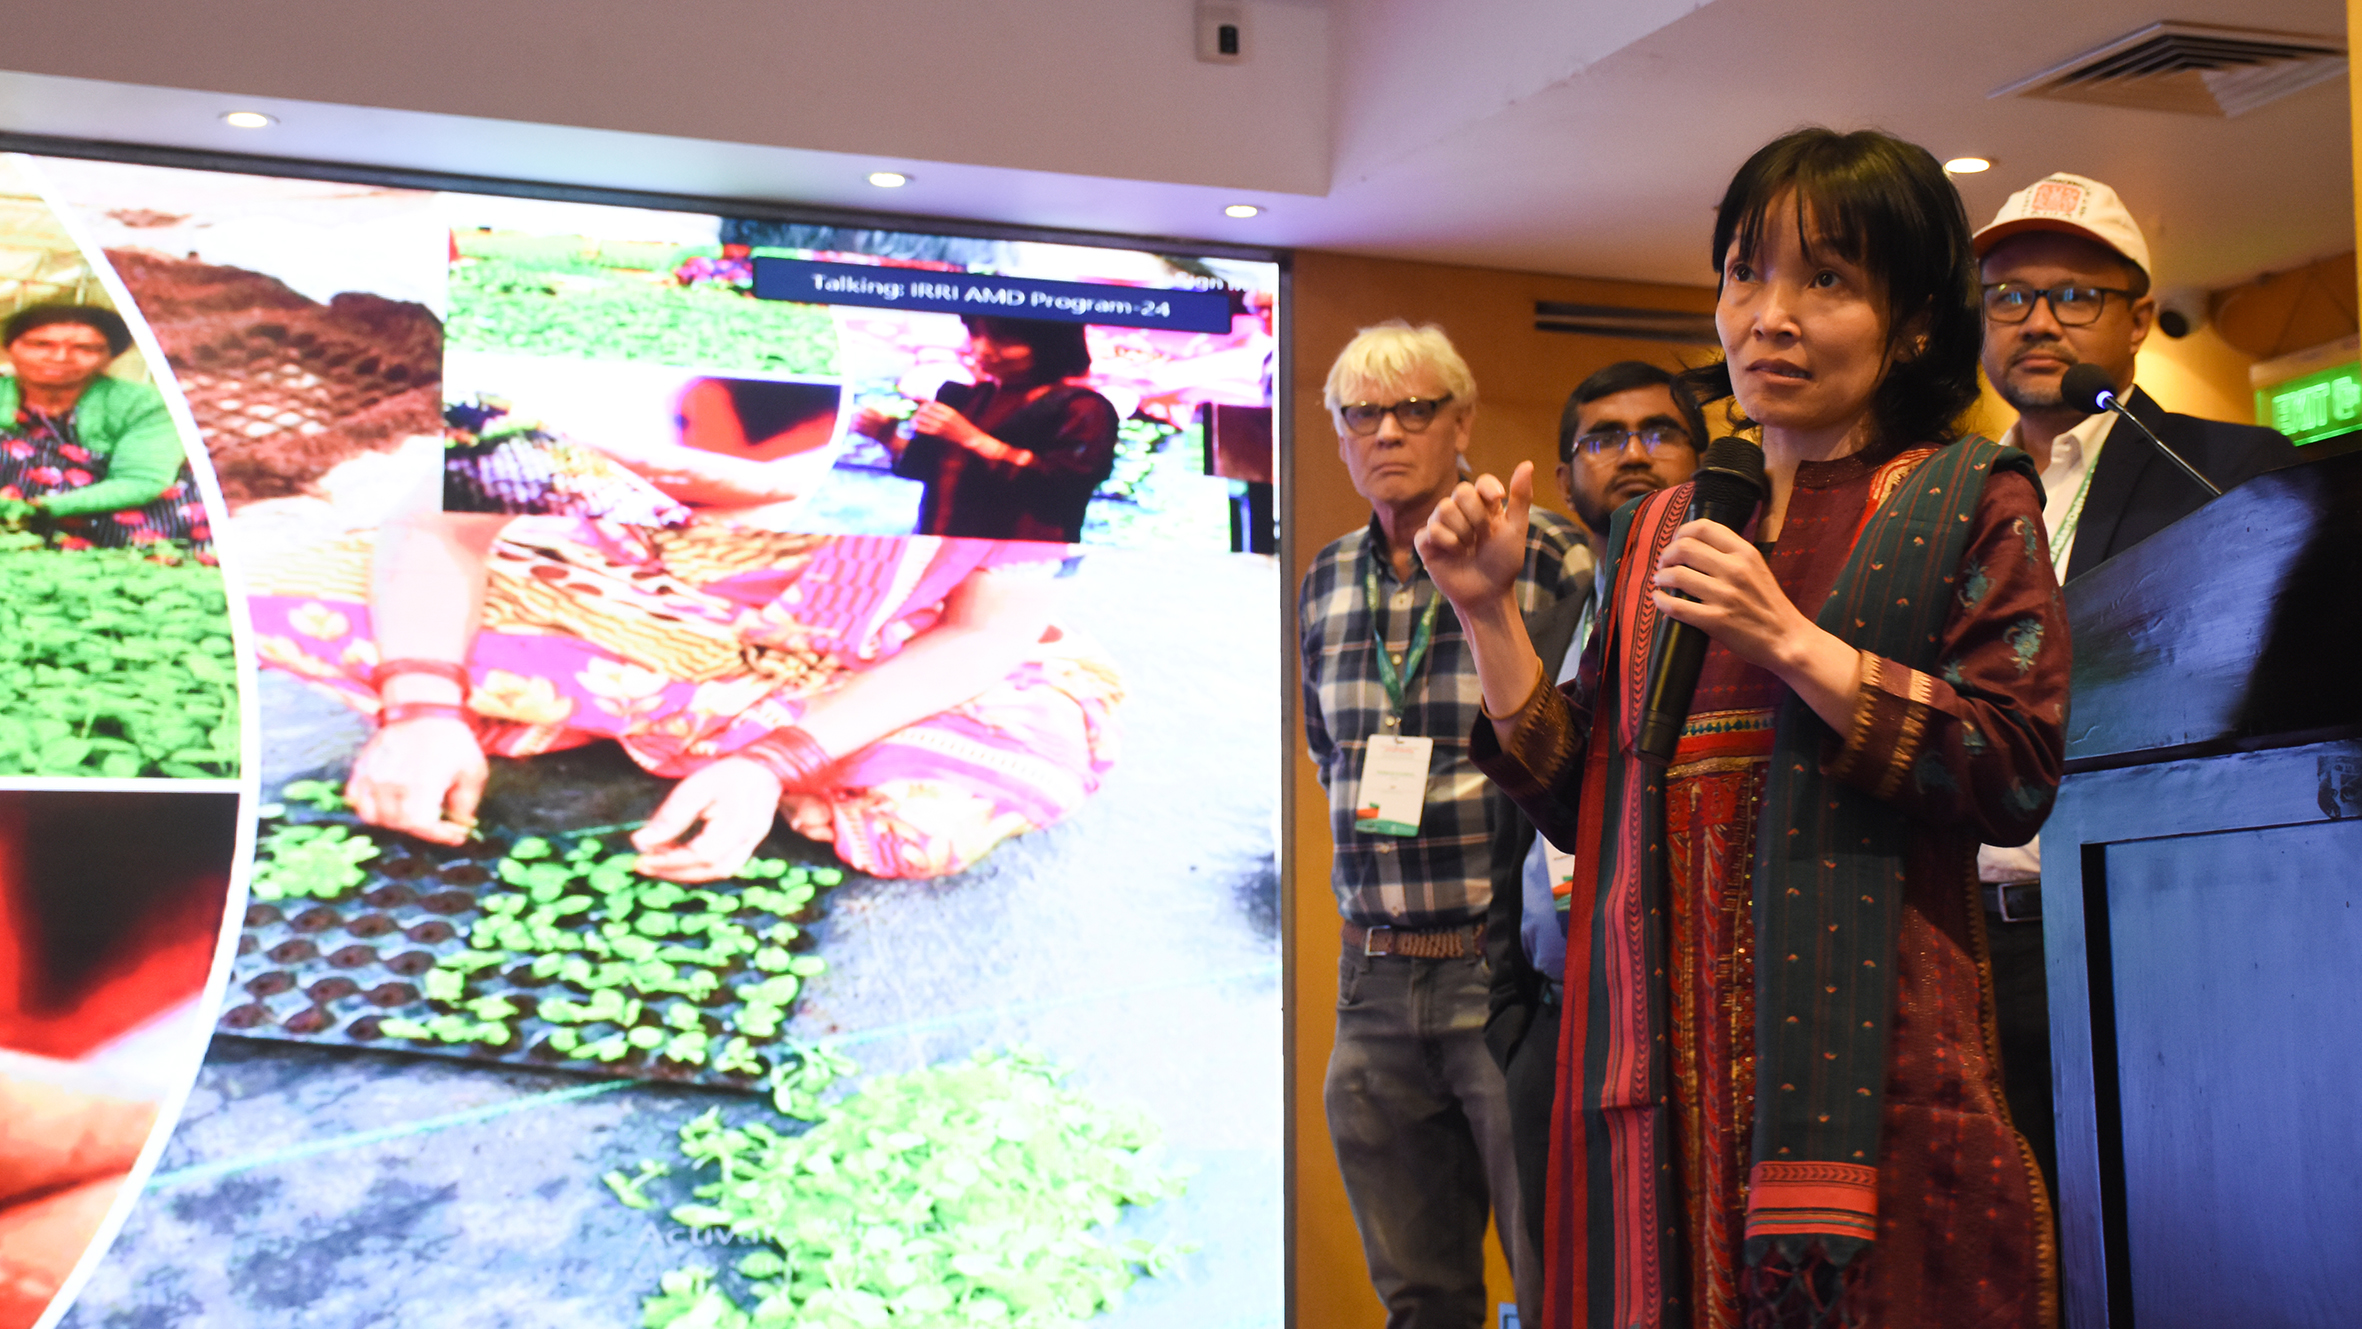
[
  {"xmin": 1355, "ymin": 734, "xmax": 1431, "ymax": 837},
  {"xmin": 1546, "ymin": 843, "xmax": 1576, "ymax": 901}
]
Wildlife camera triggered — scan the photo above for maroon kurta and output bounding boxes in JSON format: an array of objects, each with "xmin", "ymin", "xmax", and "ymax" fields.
[{"xmin": 1479, "ymin": 448, "xmax": 2066, "ymax": 1327}]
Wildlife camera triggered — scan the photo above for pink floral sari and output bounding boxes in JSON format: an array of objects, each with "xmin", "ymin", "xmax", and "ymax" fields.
[{"xmin": 249, "ymin": 516, "xmax": 1122, "ymax": 878}]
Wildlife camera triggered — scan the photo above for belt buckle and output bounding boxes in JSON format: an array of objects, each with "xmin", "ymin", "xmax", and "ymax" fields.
[
  {"xmin": 1363, "ymin": 925, "xmax": 1392, "ymax": 957},
  {"xmin": 1997, "ymin": 882, "xmax": 2040, "ymax": 924}
]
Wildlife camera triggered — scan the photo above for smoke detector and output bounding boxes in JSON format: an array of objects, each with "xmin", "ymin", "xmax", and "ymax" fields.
[{"xmin": 1992, "ymin": 22, "xmax": 2346, "ymax": 117}]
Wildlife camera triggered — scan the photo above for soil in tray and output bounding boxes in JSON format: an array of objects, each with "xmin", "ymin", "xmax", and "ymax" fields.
[{"xmin": 224, "ymin": 751, "xmax": 855, "ymax": 1090}]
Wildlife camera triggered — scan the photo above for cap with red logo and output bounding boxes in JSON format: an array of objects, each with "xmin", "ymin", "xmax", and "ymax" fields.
[{"xmin": 1971, "ymin": 172, "xmax": 2151, "ymax": 279}]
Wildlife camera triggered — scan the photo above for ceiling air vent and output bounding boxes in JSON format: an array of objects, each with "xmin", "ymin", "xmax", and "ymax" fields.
[
  {"xmin": 1534, "ymin": 302, "xmax": 1717, "ymax": 345},
  {"xmin": 1992, "ymin": 22, "xmax": 2346, "ymax": 117}
]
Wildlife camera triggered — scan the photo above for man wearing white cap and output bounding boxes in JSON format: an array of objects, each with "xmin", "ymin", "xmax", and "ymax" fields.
[
  {"xmin": 1970, "ymin": 171, "xmax": 2298, "ymax": 1193},
  {"xmin": 1974, "ymin": 171, "xmax": 2298, "ymax": 582}
]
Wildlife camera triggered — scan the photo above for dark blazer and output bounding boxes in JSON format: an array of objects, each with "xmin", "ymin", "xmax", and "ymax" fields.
[
  {"xmin": 1482, "ymin": 577, "xmax": 1595, "ymax": 1068},
  {"xmin": 2062, "ymin": 388, "xmax": 2302, "ymax": 583}
]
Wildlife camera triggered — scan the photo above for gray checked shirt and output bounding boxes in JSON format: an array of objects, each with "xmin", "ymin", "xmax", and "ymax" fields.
[{"xmin": 1299, "ymin": 509, "xmax": 1583, "ymax": 929}]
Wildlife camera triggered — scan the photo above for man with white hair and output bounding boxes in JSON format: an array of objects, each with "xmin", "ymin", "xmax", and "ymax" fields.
[{"xmin": 1300, "ymin": 320, "xmax": 1581, "ymax": 1326}]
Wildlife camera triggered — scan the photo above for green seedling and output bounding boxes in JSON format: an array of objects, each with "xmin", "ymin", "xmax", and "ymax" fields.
[
  {"xmin": 625, "ymin": 1049, "xmax": 1196, "ymax": 1329},
  {"xmin": 602, "ymin": 1159, "xmax": 673, "ymax": 1210},
  {"xmin": 446, "ymin": 259, "xmax": 838, "ymax": 376},
  {"xmin": 766, "ymin": 1040, "xmax": 858, "ymax": 1121},
  {"xmin": 0, "ymin": 548, "xmax": 238, "ymax": 778},
  {"xmin": 279, "ymin": 779, "xmax": 349, "ymax": 814},
  {"xmin": 382, "ymin": 827, "xmax": 840, "ymax": 1077},
  {"xmin": 250, "ymin": 823, "xmax": 380, "ymax": 902}
]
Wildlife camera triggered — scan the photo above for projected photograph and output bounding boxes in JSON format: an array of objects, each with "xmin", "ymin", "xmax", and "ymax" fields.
[
  {"xmin": 31, "ymin": 155, "xmax": 1285, "ymax": 1329},
  {"xmin": 23, "ymin": 157, "xmax": 449, "ymax": 568},
  {"xmin": 0, "ymin": 790, "xmax": 240, "ymax": 1329},
  {"xmin": 439, "ymin": 351, "xmax": 847, "ymax": 531},
  {"xmin": 439, "ymin": 198, "xmax": 1276, "ymax": 552},
  {"xmin": 0, "ymin": 158, "xmax": 237, "ymax": 781}
]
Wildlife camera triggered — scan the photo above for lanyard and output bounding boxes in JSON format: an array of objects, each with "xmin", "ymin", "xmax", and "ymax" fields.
[
  {"xmin": 2049, "ymin": 454, "xmax": 2100, "ymax": 573},
  {"xmin": 1364, "ymin": 556, "xmax": 1442, "ymax": 717}
]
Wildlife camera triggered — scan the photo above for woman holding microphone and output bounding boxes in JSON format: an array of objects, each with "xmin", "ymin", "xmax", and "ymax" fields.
[{"xmin": 1418, "ymin": 129, "xmax": 2067, "ymax": 1327}]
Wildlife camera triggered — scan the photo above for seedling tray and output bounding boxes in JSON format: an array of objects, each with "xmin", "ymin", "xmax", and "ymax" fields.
[{"xmin": 219, "ymin": 747, "xmax": 861, "ymax": 1091}]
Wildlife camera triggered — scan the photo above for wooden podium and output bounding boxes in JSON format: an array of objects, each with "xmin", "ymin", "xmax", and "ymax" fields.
[{"xmin": 2043, "ymin": 448, "xmax": 2362, "ymax": 1327}]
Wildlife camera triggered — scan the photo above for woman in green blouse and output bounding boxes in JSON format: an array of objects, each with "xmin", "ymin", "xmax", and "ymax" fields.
[{"xmin": 0, "ymin": 304, "xmax": 207, "ymax": 551}]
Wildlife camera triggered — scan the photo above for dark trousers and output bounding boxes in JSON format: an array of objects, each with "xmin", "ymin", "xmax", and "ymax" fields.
[
  {"xmin": 1499, "ymin": 987, "xmax": 1558, "ymax": 1329},
  {"xmin": 1326, "ymin": 951, "xmax": 1533, "ymax": 1329},
  {"xmin": 1988, "ymin": 913, "xmax": 2058, "ymax": 1197}
]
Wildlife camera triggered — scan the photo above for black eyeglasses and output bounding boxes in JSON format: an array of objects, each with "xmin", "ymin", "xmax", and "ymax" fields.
[
  {"xmin": 1981, "ymin": 282, "xmax": 2138, "ymax": 327},
  {"xmin": 1337, "ymin": 394, "xmax": 1453, "ymax": 436},
  {"xmin": 1570, "ymin": 424, "xmax": 1690, "ymax": 458}
]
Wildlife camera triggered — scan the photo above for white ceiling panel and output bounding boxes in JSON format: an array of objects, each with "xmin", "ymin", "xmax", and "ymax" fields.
[{"xmin": 0, "ymin": 0, "xmax": 2348, "ymax": 290}]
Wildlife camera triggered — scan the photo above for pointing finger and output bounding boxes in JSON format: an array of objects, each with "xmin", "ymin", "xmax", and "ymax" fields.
[{"xmin": 1506, "ymin": 461, "xmax": 1534, "ymax": 514}]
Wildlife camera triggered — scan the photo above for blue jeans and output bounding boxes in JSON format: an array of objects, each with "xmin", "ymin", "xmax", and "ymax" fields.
[{"xmin": 1325, "ymin": 950, "xmax": 1534, "ymax": 1328}]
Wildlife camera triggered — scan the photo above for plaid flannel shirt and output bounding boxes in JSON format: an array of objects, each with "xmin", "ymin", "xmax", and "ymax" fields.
[{"xmin": 1300, "ymin": 509, "xmax": 1584, "ymax": 929}]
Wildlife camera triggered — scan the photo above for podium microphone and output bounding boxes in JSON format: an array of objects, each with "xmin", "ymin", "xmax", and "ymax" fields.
[
  {"xmin": 2059, "ymin": 362, "xmax": 2221, "ymax": 498},
  {"xmin": 1635, "ymin": 437, "xmax": 1766, "ymax": 764}
]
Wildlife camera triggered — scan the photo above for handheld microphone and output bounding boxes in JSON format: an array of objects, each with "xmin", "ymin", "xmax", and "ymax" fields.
[
  {"xmin": 1635, "ymin": 438, "xmax": 1766, "ymax": 764},
  {"xmin": 2058, "ymin": 363, "xmax": 2221, "ymax": 498}
]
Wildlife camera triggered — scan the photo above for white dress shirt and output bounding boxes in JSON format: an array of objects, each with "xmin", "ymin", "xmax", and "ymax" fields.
[{"xmin": 2001, "ymin": 408, "xmax": 2117, "ymax": 577}]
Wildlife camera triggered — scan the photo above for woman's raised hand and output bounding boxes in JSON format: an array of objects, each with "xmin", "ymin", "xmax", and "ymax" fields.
[
  {"xmin": 910, "ymin": 400, "xmax": 983, "ymax": 447},
  {"xmin": 630, "ymin": 757, "xmax": 786, "ymax": 883},
  {"xmin": 345, "ymin": 717, "xmax": 488, "ymax": 847},
  {"xmin": 1415, "ymin": 462, "xmax": 1535, "ymax": 612}
]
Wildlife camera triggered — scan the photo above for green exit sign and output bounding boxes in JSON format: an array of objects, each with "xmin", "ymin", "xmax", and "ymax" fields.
[{"xmin": 2256, "ymin": 361, "xmax": 2362, "ymax": 445}]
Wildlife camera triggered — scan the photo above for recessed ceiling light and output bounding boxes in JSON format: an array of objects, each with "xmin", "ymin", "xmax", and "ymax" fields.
[
  {"xmin": 220, "ymin": 110, "xmax": 276, "ymax": 129},
  {"xmin": 1944, "ymin": 156, "xmax": 1993, "ymax": 175},
  {"xmin": 867, "ymin": 171, "xmax": 910, "ymax": 188},
  {"xmin": 1224, "ymin": 204, "xmax": 1261, "ymax": 219}
]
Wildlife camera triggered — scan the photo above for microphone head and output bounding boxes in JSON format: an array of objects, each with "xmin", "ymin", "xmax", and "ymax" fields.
[
  {"xmin": 2059, "ymin": 363, "xmax": 2117, "ymax": 416},
  {"xmin": 1688, "ymin": 437, "xmax": 1766, "ymax": 528},
  {"xmin": 1698, "ymin": 437, "xmax": 1766, "ymax": 491}
]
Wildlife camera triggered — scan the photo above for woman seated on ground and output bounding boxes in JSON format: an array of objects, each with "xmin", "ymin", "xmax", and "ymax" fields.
[
  {"xmin": 1419, "ymin": 128, "xmax": 2066, "ymax": 1325},
  {"xmin": 0, "ymin": 305, "xmax": 208, "ymax": 553},
  {"xmin": 252, "ymin": 508, "xmax": 1122, "ymax": 885},
  {"xmin": 852, "ymin": 315, "xmax": 1121, "ymax": 543}
]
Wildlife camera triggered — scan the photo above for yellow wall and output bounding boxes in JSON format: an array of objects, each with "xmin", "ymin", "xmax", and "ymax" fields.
[
  {"xmin": 2136, "ymin": 323, "xmax": 2261, "ymax": 425},
  {"xmin": 1286, "ymin": 249, "xmax": 1716, "ymax": 1329}
]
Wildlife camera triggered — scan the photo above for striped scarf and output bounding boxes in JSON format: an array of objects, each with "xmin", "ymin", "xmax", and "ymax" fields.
[{"xmin": 1543, "ymin": 437, "xmax": 2033, "ymax": 1328}]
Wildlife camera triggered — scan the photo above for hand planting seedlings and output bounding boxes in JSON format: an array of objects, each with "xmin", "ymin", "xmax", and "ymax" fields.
[
  {"xmin": 623, "ymin": 1048, "xmax": 1196, "ymax": 1329},
  {"xmin": 236, "ymin": 785, "xmax": 850, "ymax": 1085},
  {"xmin": 0, "ymin": 548, "xmax": 238, "ymax": 777}
]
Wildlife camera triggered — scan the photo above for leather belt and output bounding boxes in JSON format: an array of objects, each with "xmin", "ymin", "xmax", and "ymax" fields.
[
  {"xmin": 1981, "ymin": 881, "xmax": 2040, "ymax": 923},
  {"xmin": 1342, "ymin": 919, "xmax": 1484, "ymax": 959}
]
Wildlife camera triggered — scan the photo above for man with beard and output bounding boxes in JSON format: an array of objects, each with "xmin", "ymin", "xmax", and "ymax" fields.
[
  {"xmin": 1481, "ymin": 360, "xmax": 1702, "ymax": 1320},
  {"xmin": 1972, "ymin": 172, "xmax": 2298, "ymax": 1194}
]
